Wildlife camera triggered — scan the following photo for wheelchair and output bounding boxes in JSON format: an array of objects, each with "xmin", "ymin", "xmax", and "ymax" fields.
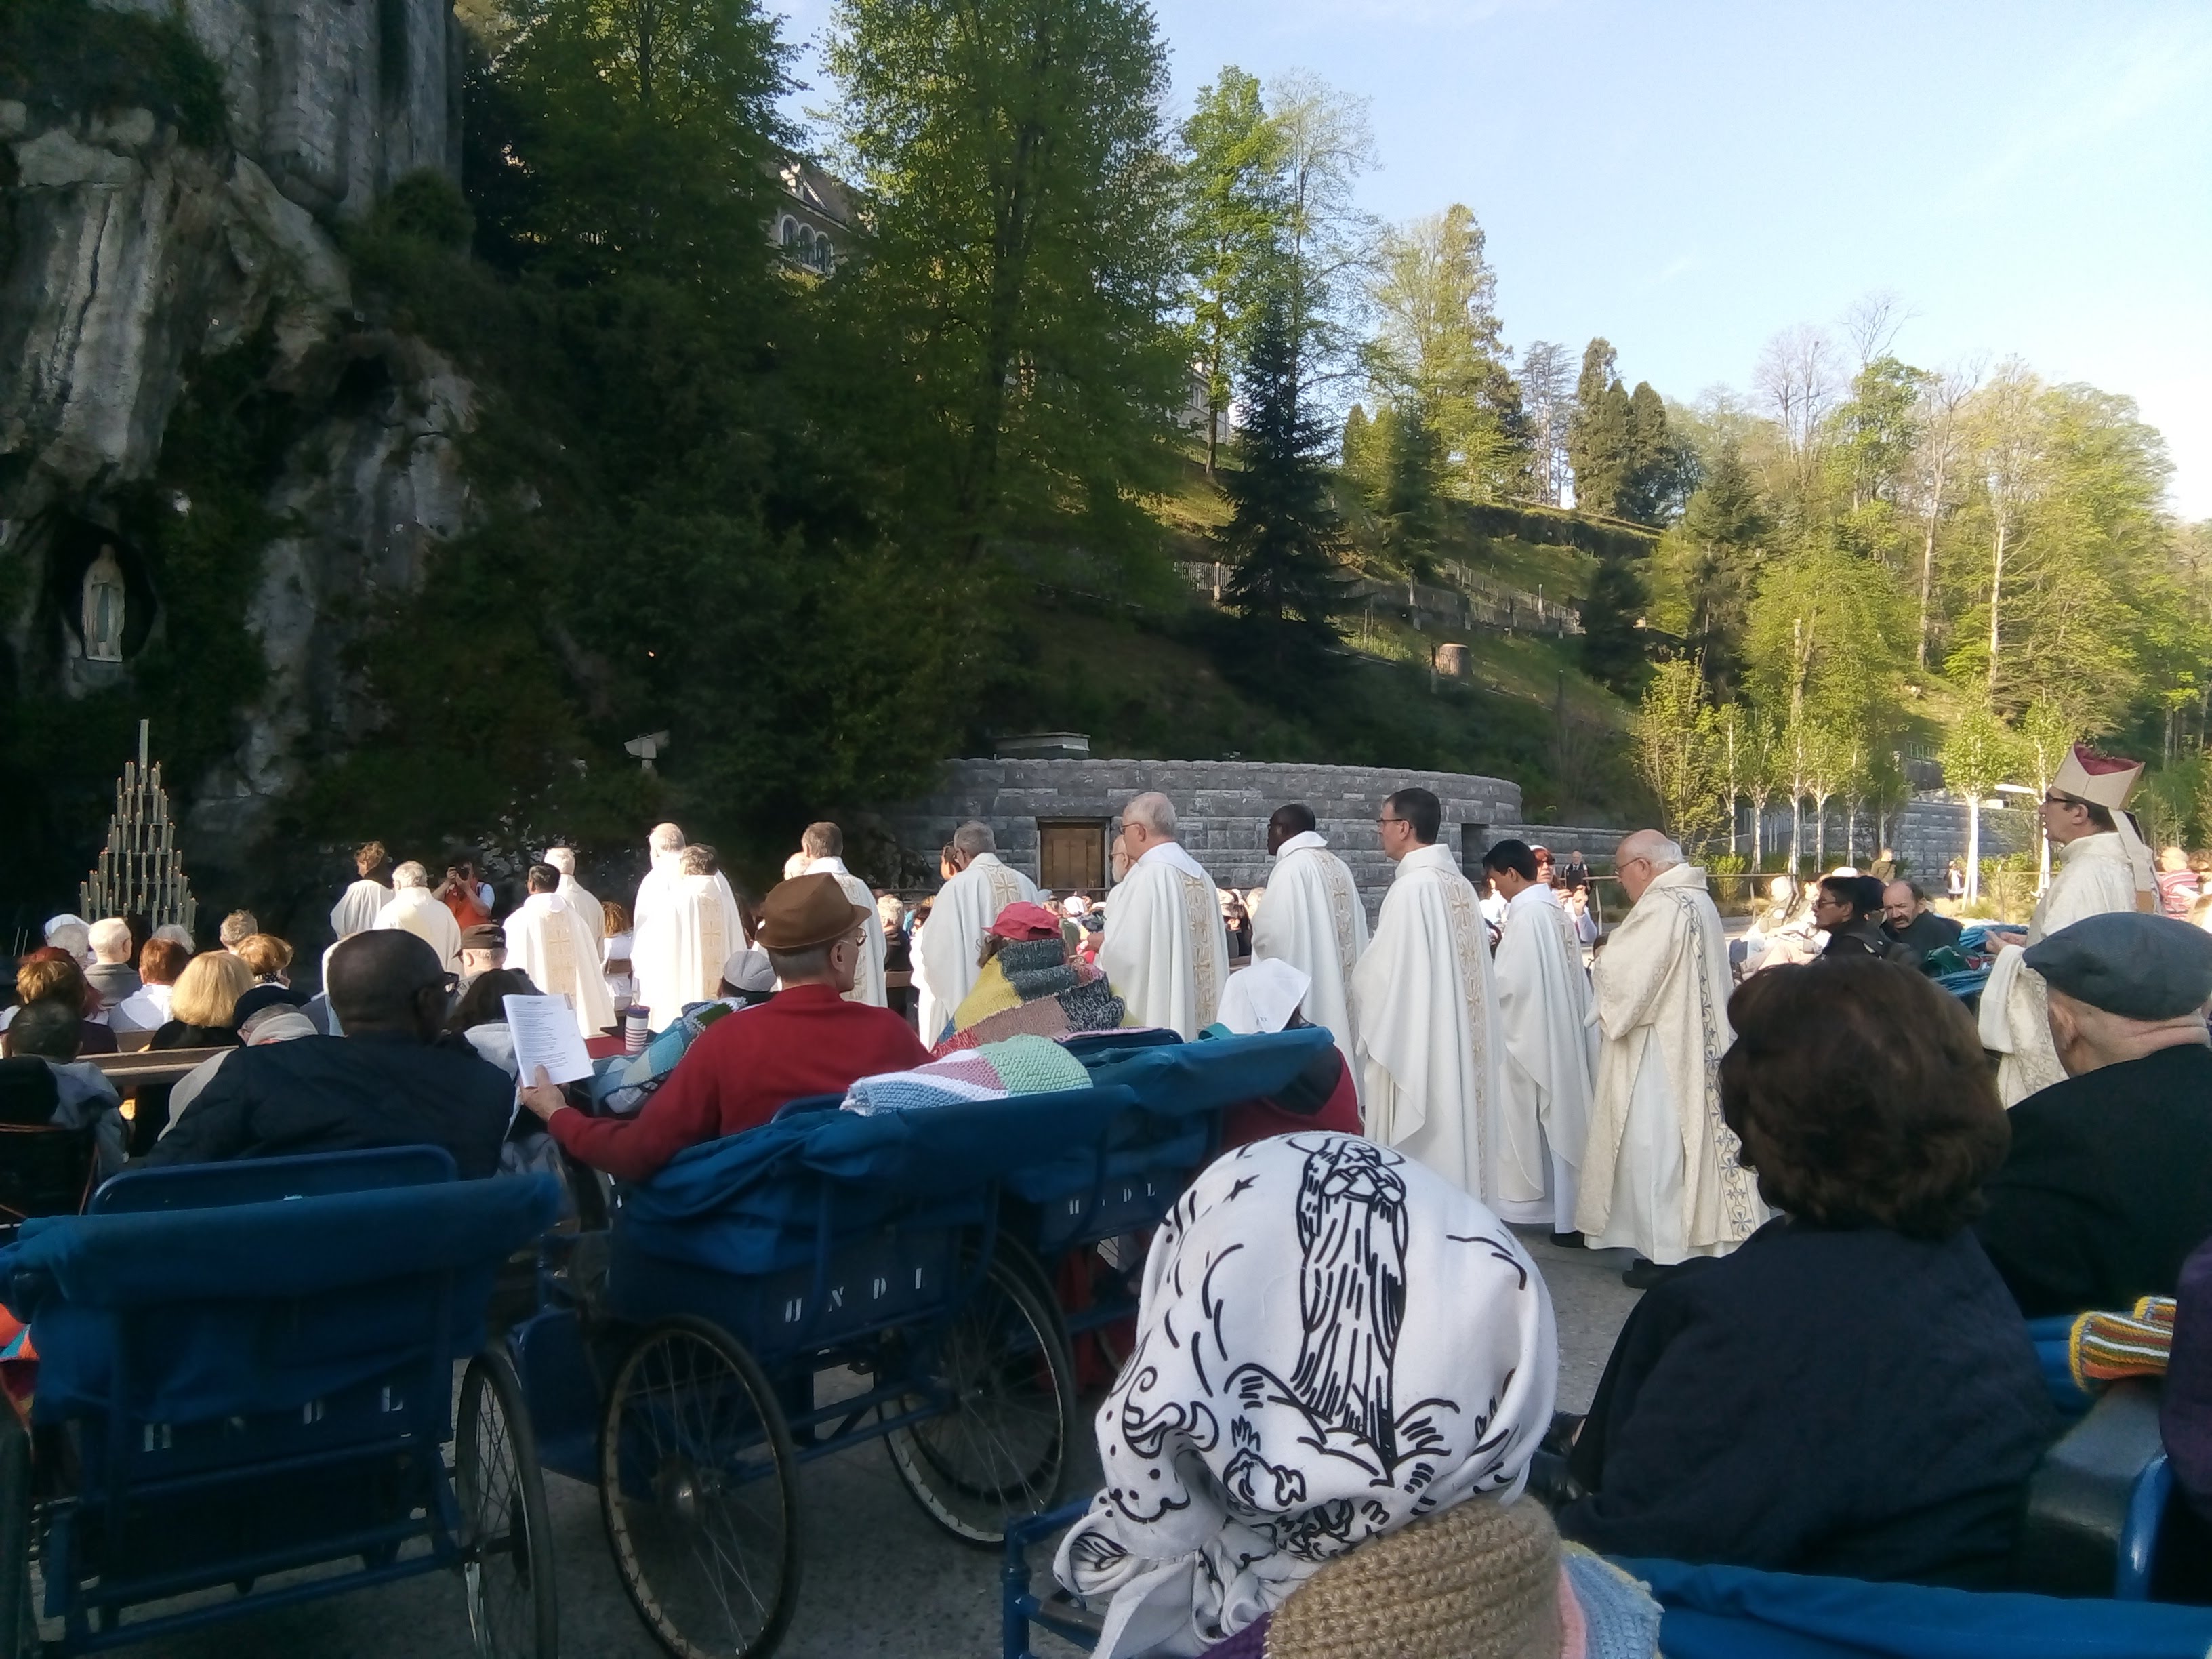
[
  {"xmin": 1000, "ymin": 1361, "xmax": 2212, "ymax": 1659},
  {"xmin": 511, "ymin": 1083, "xmax": 1134, "ymax": 1659},
  {"xmin": 510, "ymin": 1025, "xmax": 1330, "ymax": 1659},
  {"xmin": 0, "ymin": 1147, "xmax": 562, "ymax": 1657}
]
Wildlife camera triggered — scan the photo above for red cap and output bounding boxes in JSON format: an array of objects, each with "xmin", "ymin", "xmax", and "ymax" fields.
[{"xmin": 987, "ymin": 903, "xmax": 1064, "ymax": 941}]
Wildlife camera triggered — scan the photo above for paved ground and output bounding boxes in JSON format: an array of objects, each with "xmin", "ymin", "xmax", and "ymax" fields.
[{"xmin": 78, "ymin": 1231, "xmax": 1640, "ymax": 1659}]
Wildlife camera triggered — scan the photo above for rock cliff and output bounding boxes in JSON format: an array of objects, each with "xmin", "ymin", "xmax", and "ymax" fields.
[{"xmin": 1, "ymin": 0, "xmax": 476, "ymax": 906}]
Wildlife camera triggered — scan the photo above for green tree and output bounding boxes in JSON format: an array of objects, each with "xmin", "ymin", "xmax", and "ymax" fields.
[
  {"xmin": 1365, "ymin": 203, "xmax": 1529, "ymax": 501},
  {"xmin": 1176, "ymin": 66, "xmax": 1282, "ymax": 476},
  {"xmin": 825, "ymin": 0, "xmax": 1183, "ymax": 571},
  {"xmin": 1569, "ymin": 339, "xmax": 1633, "ymax": 517},
  {"xmin": 1633, "ymin": 657, "xmax": 1724, "ymax": 851},
  {"xmin": 486, "ymin": 0, "xmax": 790, "ymax": 295},
  {"xmin": 1939, "ymin": 704, "xmax": 2022, "ymax": 903},
  {"xmin": 1580, "ymin": 550, "xmax": 1650, "ymax": 695},
  {"xmin": 1662, "ymin": 441, "xmax": 1767, "ymax": 697},
  {"xmin": 1217, "ymin": 287, "xmax": 1350, "ymax": 630},
  {"xmin": 1618, "ymin": 380, "xmax": 1690, "ymax": 525}
]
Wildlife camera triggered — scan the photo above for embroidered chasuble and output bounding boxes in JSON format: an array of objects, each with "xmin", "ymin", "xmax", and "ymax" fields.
[
  {"xmin": 556, "ymin": 874, "xmax": 605, "ymax": 949},
  {"xmin": 507, "ymin": 890, "xmax": 616, "ymax": 1039},
  {"xmin": 804, "ymin": 855, "xmax": 888, "ymax": 1006},
  {"xmin": 1351, "ymin": 842, "xmax": 1500, "ymax": 1198},
  {"xmin": 1099, "ymin": 842, "xmax": 1230, "ymax": 1038},
  {"xmin": 1489, "ymin": 881, "xmax": 1598, "ymax": 1231},
  {"xmin": 1251, "ymin": 830, "xmax": 1368, "ymax": 1084},
  {"xmin": 1576, "ymin": 862, "xmax": 1763, "ymax": 1263},
  {"xmin": 1978, "ymin": 832, "xmax": 2146, "ymax": 1105},
  {"xmin": 918, "ymin": 853, "xmax": 1038, "ymax": 1044}
]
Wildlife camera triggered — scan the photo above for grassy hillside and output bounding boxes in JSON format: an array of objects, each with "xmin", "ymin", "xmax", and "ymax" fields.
[{"xmin": 987, "ymin": 462, "xmax": 1650, "ymax": 822}]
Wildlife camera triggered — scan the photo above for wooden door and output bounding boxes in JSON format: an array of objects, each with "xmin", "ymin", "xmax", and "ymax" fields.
[{"xmin": 1038, "ymin": 820, "xmax": 1106, "ymax": 893}]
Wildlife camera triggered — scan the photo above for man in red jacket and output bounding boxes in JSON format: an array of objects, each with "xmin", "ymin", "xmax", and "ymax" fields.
[{"xmin": 520, "ymin": 873, "xmax": 928, "ymax": 1182}]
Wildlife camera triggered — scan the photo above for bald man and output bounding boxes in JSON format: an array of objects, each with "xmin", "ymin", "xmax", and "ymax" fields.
[
  {"xmin": 1099, "ymin": 792, "xmax": 1230, "ymax": 1038},
  {"xmin": 148, "ymin": 931, "xmax": 513, "ymax": 1176},
  {"xmin": 1578, "ymin": 830, "xmax": 1765, "ymax": 1286}
]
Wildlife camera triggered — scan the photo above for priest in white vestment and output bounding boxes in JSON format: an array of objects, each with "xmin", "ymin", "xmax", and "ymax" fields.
[
  {"xmin": 631, "ymin": 825, "xmax": 745, "ymax": 1022},
  {"xmin": 1479, "ymin": 838, "xmax": 1597, "ymax": 1233},
  {"xmin": 1349, "ymin": 787, "xmax": 1500, "ymax": 1198},
  {"xmin": 329, "ymin": 842, "xmax": 392, "ymax": 940},
  {"xmin": 506, "ymin": 863, "xmax": 617, "ymax": 1039},
  {"xmin": 1099, "ymin": 793, "xmax": 1230, "ymax": 1038},
  {"xmin": 373, "ymin": 861, "xmax": 462, "ymax": 971},
  {"xmin": 1979, "ymin": 745, "xmax": 2158, "ymax": 1104},
  {"xmin": 1576, "ymin": 832, "xmax": 1765, "ymax": 1279},
  {"xmin": 1250, "ymin": 803, "xmax": 1367, "ymax": 1078},
  {"xmin": 545, "ymin": 846, "xmax": 605, "ymax": 951},
  {"xmin": 917, "ymin": 821, "xmax": 1038, "ymax": 1043},
  {"xmin": 801, "ymin": 821, "xmax": 887, "ymax": 1006},
  {"xmin": 631, "ymin": 846, "xmax": 733, "ymax": 1021}
]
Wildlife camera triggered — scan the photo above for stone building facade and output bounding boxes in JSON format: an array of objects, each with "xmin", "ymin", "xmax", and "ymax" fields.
[{"xmin": 885, "ymin": 757, "xmax": 1523, "ymax": 920}]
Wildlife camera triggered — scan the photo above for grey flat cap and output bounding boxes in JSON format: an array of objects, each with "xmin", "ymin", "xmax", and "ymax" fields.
[{"xmin": 2025, "ymin": 912, "xmax": 2212, "ymax": 1019}]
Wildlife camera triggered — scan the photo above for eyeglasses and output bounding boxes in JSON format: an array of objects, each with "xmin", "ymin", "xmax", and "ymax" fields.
[{"xmin": 1376, "ymin": 815, "xmax": 1405, "ymax": 826}]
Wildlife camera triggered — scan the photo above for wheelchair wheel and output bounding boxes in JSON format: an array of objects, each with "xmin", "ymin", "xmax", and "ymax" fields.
[
  {"xmin": 600, "ymin": 1318, "xmax": 802, "ymax": 1659},
  {"xmin": 0, "ymin": 1408, "xmax": 30, "ymax": 1659},
  {"xmin": 457, "ymin": 1349, "xmax": 559, "ymax": 1659},
  {"xmin": 885, "ymin": 1250, "xmax": 1076, "ymax": 1544}
]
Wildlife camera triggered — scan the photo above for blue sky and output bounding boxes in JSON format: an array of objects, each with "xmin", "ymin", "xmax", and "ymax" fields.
[{"xmin": 771, "ymin": 0, "xmax": 2212, "ymax": 517}]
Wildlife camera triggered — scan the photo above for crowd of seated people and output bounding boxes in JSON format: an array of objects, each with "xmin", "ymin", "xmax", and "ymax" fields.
[{"xmin": 9, "ymin": 859, "xmax": 2211, "ymax": 1648}]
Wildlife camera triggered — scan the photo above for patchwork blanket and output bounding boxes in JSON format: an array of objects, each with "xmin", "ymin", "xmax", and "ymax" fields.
[{"xmin": 842, "ymin": 1033, "xmax": 1090, "ymax": 1115}]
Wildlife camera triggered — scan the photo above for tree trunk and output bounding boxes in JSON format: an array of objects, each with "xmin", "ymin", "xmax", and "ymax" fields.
[
  {"xmin": 1814, "ymin": 796, "xmax": 1828, "ymax": 867},
  {"xmin": 1966, "ymin": 799, "xmax": 1983, "ymax": 903},
  {"xmin": 1986, "ymin": 517, "xmax": 2009, "ymax": 694},
  {"xmin": 1915, "ymin": 456, "xmax": 1947, "ymax": 668}
]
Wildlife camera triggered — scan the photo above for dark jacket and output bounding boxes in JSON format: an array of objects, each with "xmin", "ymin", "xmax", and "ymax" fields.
[
  {"xmin": 1559, "ymin": 1218, "xmax": 2055, "ymax": 1585},
  {"xmin": 1976, "ymin": 1043, "xmax": 2212, "ymax": 1318},
  {"xmin": 1821, "ymin": 917, "xmax": 1918, "ymax": 966},
  {"xmin": 1885, "ymin": 910, "xmax": 1963, "ymax": 960},
  {"xmin": 149, "ymin": 1021, "xmax": 237, "ymax": 1052},
  {"xmin": 144, "ymin": 1031, "xmax": 514, "ymax": 1179}
]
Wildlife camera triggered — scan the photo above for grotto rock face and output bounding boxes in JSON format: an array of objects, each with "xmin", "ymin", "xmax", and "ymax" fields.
[{"xmin": 0, "ymin": 0, "xmax": 477, "ymax": 880}]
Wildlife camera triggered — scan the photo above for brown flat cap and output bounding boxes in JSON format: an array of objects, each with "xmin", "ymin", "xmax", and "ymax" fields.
[
  {"xmin": 756, "ymin": 873, "xmax": 869, "ymax": 951},
  {"xmin": 461, "ymin": 923, "xmax": 506, "ymax": 951}
]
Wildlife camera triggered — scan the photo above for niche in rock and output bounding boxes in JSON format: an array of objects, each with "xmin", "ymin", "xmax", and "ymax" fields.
[{"xmin": 45, "ymin": 514, "xmax": 158, "ymax": 668}]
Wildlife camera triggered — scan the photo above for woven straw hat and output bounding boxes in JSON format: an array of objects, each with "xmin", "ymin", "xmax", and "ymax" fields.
[{"xmin": 1263, "ymin": 1498, "xmax": 1563, "ymax": 1659}]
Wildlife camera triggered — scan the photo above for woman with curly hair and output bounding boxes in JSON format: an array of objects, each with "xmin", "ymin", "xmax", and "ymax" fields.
[{"xmin": 1555, "ymin": 957, "xmax": 2057, "ymax": 1586}]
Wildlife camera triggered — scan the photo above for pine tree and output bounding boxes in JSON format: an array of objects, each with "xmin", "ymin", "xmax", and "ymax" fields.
[
  {"xmin": 1381, "ymin": 397, "xmax": 1445, "ymax": 567},
  {"xmin": 1671, "ymin": 441, "xmax": 1767, "ymax": 694},
  {"xmin": 1218, "ymin": 288, "xmax": 1350, "ymax": 628},
  {"xmin": 1619, "ymin": 380, "xmax": 1690, "ymax": 525},
  {"xmin": 1569, "ymin": 338, "xmax": 1632, "ymax": 516},
  {"xmin": 1580, "ymin": 550, "xmax": 1650, "ymax": 693}
]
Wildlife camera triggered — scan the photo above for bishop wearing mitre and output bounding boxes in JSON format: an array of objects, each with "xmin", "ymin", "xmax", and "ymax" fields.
[
  {"xmin": 917, "ymin": 820, "xmax": 1039, "ymax": 1044},
  {"xmin": 1349, "ymin": 787, "xmax": 1500, "ymax": 1197},
  {"xmin": 1250, "ymin": 802, "xmax": 1366, "ymax": 1079},
  {"xmin": 506, "ymin": 863, "xmax": 617, "ymax": 1039},
  {"xmin": 1980, "ymin": 745, "xmax": 2159, "ymax": 1104},
  {"xmin": 1099, "ymin": 792, "xmax": 1230, "ymax": 1038},
  {"xmin": 1477, "ymin": 838, "xmax": 1596, "ymax": 1235}
]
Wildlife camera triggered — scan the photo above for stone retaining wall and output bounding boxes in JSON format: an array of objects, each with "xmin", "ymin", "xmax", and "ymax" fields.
[{"xmin": 886, "ymin": 758, "xmax": 1522, "ymax": 920}]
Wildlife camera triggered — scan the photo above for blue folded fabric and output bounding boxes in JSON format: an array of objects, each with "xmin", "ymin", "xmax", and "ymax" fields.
[
  {"xmin": 1617, "ymin": 1557, "xmax": 2212, "ymax": 1658},
  {"xmin": 613, "ymin": 1088, "xmax": 1137, "ymax": 1277},
  {"xmin": 1080, "ymin": 1027, "xmax": 1335, "ymax": 1115}
]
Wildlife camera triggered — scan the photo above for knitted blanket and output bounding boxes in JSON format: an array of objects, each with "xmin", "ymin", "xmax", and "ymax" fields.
[
  {"xmin": 842, "ymin": 1033, "xmax": 1090, "ymax": 1115},
  {"xmin": 591, "ymin": 998, "xmax": 753, "ymax": 1117},
  {"xmin": 2070, "ymin": 1296, "xmax": 2176, "ymax": 1389},
  {"xmin": 937, "ymin": 944, "xmax": 1127, "ymax": 1057}
]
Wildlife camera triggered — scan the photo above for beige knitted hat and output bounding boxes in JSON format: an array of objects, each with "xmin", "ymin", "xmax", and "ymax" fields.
[{"xmin": 1263, "ymin": 1498, "xmax": 1563, "ymax": 1659}]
